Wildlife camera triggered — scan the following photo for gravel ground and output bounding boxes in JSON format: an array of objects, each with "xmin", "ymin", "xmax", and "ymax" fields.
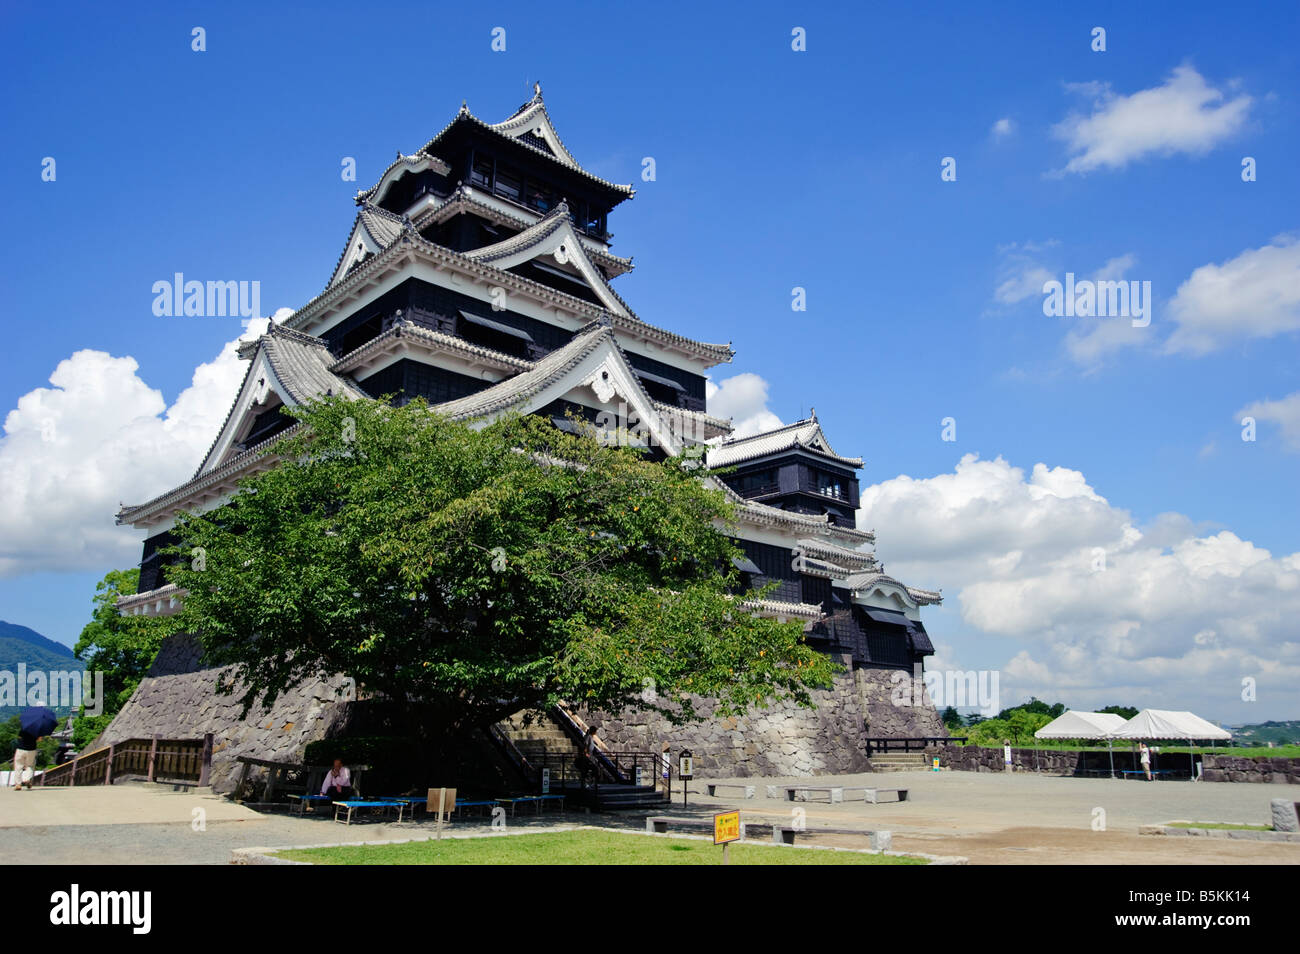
[{"xmin": 3, "ymin": 770, "xmax": 1297, "ymax": 865}]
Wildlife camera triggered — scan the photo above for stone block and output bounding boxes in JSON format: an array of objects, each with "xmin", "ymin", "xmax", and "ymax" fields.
[{"xmin": 1270, "ymin": 798, "xmax": 1300, "ymax": 832}]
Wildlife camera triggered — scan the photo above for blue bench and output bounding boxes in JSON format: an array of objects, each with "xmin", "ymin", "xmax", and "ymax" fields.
[
  {"xmin": 333, "ymin": 799, "xmax": 406, "ymax": 825},
  {"xmin": 1121, "ymin": 769, "xmax": 1174, "ymax": 780},
  {"xmin": 287, "ymin": 794, "xmax": 334, "ymax": 815},
  {"xmin": 498, "ymin": 794, "xmax": 566, "ymax": 815}
]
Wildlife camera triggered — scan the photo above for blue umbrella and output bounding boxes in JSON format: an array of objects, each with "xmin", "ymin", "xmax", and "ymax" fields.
[{"xmin": 20, "ymin": 706, "xmax": 58, "ymax": 739}]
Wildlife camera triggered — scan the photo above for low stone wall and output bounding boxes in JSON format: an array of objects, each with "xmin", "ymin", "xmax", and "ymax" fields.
[
  {"xmin": 97, "ymin": 634, "xmax": 355, "ymax": 794},
  {"xmin": 930, "ymin": 744, "xmax": 1300, "ymax": 783},
  {"xmin": 593, "ymin": 663, "xmax": 944, "ymax": 778},
  {"xmin": 1201, "ymin": 755, "xmax": 1300, "ymax": 784},
  {"xmin": 929, "ymin": 744, "xmax": 1089, "ymax": 775}
]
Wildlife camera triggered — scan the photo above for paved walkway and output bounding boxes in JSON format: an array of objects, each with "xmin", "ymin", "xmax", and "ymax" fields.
[
  {"xmin": 677, "ymin": 769, "xmax": 1300, "ymax": 865},
  {"xmin": 2, "ymin": 772, "xmax": 1296, "ymax": 864}
]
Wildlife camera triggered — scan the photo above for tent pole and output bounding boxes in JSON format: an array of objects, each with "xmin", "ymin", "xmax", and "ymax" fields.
[{"xmin": 1107, "ymin": 739, "xmax": 1115, "ymax": 779}]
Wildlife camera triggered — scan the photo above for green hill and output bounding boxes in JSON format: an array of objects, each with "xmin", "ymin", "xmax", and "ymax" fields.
[
  {"xmin": 0, "ymin": 620, "xmax": 85, "ymax": 718},
  {"xmin": 1227, "ymin": 720, "xmax": 1300, "ymax": 746}
]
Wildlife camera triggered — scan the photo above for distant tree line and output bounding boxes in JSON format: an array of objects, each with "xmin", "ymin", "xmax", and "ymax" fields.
[{"xmin": 940, "ymin": 699, "xmax": 1140, "ymax": 747}]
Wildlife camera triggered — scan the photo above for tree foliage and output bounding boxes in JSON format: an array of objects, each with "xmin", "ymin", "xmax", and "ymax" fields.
[{"xmin": 163, "ymin": 398, "xmax": 836, "ymax": 740}]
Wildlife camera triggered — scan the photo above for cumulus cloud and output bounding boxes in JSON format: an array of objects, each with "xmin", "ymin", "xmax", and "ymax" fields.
[
  {"xmin": 0, "ymin": 311, "xmax": 289, "ymax": 577},
  {"xmin": 1238, "ymin": 391, "xmax": 1300, "ymax": 451},
  {"xmin": 861, "ymin": 454, "xmax": 1300, "ymax": 714},
  {"xmin": 1165, "ymin": 236, "xmax": 1300, "ymax": 355},
  {"xmin": 1052, "ymin": 65, "xmax": 1251, "ymax": 175},
  {"xmin": 990, "ymin": 117, "xmax": 1015, "ymax": 139},
  {"xmin": 707, "ymin": 373, "xmax": 783, "ymax": 438}
]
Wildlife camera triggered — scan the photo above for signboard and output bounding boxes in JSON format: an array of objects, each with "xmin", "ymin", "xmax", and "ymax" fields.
[
  {"xmin": 679, "ymin": 755, "xmax": 693, "ymax": 779},
  {"xmin": 635, "ymin": 765, "xmax": 644, "ymax": 787},
  {"xmin": 541, "ymin": 768, "xmax": 550, "ymax": 794},
  {"xmin": 713, "ymin": 810, "xmax": 741, "ymax": 845}
]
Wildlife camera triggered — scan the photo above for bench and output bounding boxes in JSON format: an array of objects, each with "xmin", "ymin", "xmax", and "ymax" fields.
[
  {"xmin": 1121, "ymin": 769, "xmax": 1174, "ymax": 780},
  {"xmin": 286, "ymin": 793, "xmax": 334, "ymax": 815},
  {"xmin": 773, "ymin": 825, "xmax": 892, "ymax": 851},
  {"xmin": 705, "ymin": 783, "xmax": 756, "ymax": 799},
  {"xmin": 845, "ymin": 787, "xmax": 908, "ymax": 804},
  {"xmin": 333, "ymin": 799, "xmax": 405, "ymax": 825},
  {"xmin": 768, "ymin": 785, "xmax": 844, "ymax": 803},
  {"xmin": 500, "ymin": 795, "xmax": 566, "ymax": 815}
]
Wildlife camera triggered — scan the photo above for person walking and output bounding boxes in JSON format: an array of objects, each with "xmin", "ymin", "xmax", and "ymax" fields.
[{"xmin": 12, "ymin": 706, "xmax": 57, "ymax": 790}]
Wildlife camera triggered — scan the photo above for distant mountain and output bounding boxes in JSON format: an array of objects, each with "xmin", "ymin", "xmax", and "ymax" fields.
[
  {"xmin": 1227, "ymin": 720, "xmax": 1300, "ymax": 746},
  {"xmin": 0, "ymin": 620, "xmax": 85, "ymax": 718}
]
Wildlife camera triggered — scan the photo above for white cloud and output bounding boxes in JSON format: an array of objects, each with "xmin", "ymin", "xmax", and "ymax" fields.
[
  {"xmin": 1238, "ymin": 391, "xmax": 1300, "ymax": 451},
  {"xmin": 995, "ymin": 266, "xmax": 1054, "ymax": 306},
  {"xmin": 1052, "ymin": 65, "xmax": 1251, "ymax": 175},
  {"xmin": 1165, "ymin": 237, "xmax": 1300, "ymax": 355},
  {"xmin": 1061, "ymin": 253, "xmax": 1155, "ymax": 366},
  {"xmin": 860, "ymin": 454, "xmax": 1300, "ymax": 714},
  {"xmin": 706, "ymin": 373, "xmax": 782, "ymax": 438},
  {"xmin": 0, "ymin": 311, "xmax": 289, "ymax": 576},
  {"xmin": 991, "ymin": 117, "xmax": 1016, "ymax": 139},
  {"xmin": 992, "ymin": 240, "xmax": 1059, "ymax": 306}
]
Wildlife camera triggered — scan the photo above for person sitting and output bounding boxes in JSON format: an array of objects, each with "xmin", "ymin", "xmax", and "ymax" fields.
[{"xmin": 321, "ymin": 759, "xmax": 354, "ymax": 801}]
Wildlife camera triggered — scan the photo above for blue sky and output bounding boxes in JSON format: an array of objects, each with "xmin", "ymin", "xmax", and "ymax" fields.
[{"xmin": 2, "ymin": 1, "xmax": 1298, "ymax": 721}]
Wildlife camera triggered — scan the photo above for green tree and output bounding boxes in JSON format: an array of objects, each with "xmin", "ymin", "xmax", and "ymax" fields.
[
  {"xmin": 940, "ymin": 706, "xmax": 963, "ymax": 731},
  {"xmin": 72, "ymin": 568, "xmax": 169, "ymax": 748},
  {"xmin": 1099, "ymin": 705, "xmax": 1138, "ymax": 720},
  {"xmin": 163, "ymin": 399, "xmax": 836, "ymax": 757}
]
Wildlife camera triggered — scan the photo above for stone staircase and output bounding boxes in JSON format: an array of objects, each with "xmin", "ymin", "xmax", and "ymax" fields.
[
  {"xmin": 869, "ymin": 752, "xmax": 935, "ymax": 773},
  {"xmin": 495, "ymin": 710, "xmax": 666, "ymax": 810},
  {"xmin": 499, "ymin": 711, "xmax": 578, "ymax": 765}
]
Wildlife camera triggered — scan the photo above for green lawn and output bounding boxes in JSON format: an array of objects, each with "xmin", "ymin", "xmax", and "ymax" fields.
[
  {"xmin": 276, "ymin": 829, "xmax": 929, "ymax": 865},
  {"xmin": 1166, "ymin": 822, "xmax": 1273, "ymax": 831}
]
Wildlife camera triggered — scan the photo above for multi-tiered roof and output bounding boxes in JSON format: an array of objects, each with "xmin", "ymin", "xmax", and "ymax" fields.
[{"xmin": 116, "ymin": 88, "xmax": 940, "ymax": 674}]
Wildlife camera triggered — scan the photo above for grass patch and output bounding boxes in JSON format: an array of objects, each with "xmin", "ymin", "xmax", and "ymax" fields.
[
  {"xmin": 1167, "ymin": 822, "xmax": 1272, "ymax": 831},
  {"xmin": 276, "ymin": 829, "xmax": 928, "ymax": 865}
]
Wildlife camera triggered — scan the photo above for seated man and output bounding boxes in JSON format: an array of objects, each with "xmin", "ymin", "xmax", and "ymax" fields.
[{"xmin": 321, "ymin": 759, "xmax": 354, "ymax": 802}]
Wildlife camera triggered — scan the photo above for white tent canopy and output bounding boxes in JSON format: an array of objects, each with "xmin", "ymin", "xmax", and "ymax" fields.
[
  {"xmin": 1109, "ymin": 709, "xmax": 1231, "ymax": 741},
  {"xmin": 1034, "ymin": 710, "xmax": 1127, "ymax": 740}
]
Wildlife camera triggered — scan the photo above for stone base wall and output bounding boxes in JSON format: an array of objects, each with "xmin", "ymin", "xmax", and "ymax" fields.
[
  {"xmin": 97, "ymin": 634, "xmax": 355, "ymax": 794},
  {"xmin": 931, "ymin": 745, "xmax": 1300, "ymax": 783},
  {"xmin": 101, "ymin": 641, "xmax": 951, "ymax": 790},
  {"xmin": 931, "ymin": 744, "xmax": 1088, "ymax": 774},
  {"xmin": 591, "ymin": 664, "xmax": 943, "ymax": 778},
  {"xmin": 1201, "ymin": 755, "xmax": 1300, "ymax": 784}
]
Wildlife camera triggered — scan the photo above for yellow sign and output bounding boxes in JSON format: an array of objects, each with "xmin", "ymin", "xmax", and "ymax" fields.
[{"xmin": 713, "ymin": 810, "xmax": 741, "ymax": 845}]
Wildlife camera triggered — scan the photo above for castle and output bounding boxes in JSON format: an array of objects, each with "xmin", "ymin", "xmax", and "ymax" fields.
[{"xmin": 106, "ymin": 88, "xmax": 944, "ymax": 788}]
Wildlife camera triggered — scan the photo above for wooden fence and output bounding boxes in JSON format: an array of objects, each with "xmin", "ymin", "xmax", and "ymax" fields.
[{"xmin": 40, "ymin": 733, "xmax": 213, "ymax": 788}]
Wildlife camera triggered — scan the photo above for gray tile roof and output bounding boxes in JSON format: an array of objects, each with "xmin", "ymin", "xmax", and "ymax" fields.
[{"xmin": 707, "ymin": 413, "xmax": 863, "ymax": 469}]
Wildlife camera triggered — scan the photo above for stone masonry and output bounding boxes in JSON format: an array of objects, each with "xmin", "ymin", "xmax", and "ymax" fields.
[
  {"xmin": 591, "ymin": 664, "xmax": 944, "ymax": 778},
  {"xmin": 97, "ymin": 634, "xmax": 355, "ymax": 794}
]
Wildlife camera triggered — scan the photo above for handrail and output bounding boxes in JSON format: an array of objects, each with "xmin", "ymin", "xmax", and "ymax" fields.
[
  {"xmin": 865, "ymin": 736, "xmax": 967, "ymax": 756},
  {"xmin": 40, "ymin": 734, "xmax": 213, "ymax": 787}
]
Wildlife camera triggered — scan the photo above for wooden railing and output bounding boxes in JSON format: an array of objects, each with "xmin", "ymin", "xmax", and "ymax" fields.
[
  {"xmin": 865, "ymin": 736, "xmax": 967, "ymax": 756},
  {"xmin": 40, "ymin": 734, "xmax": 213, "ymax": 788}
]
